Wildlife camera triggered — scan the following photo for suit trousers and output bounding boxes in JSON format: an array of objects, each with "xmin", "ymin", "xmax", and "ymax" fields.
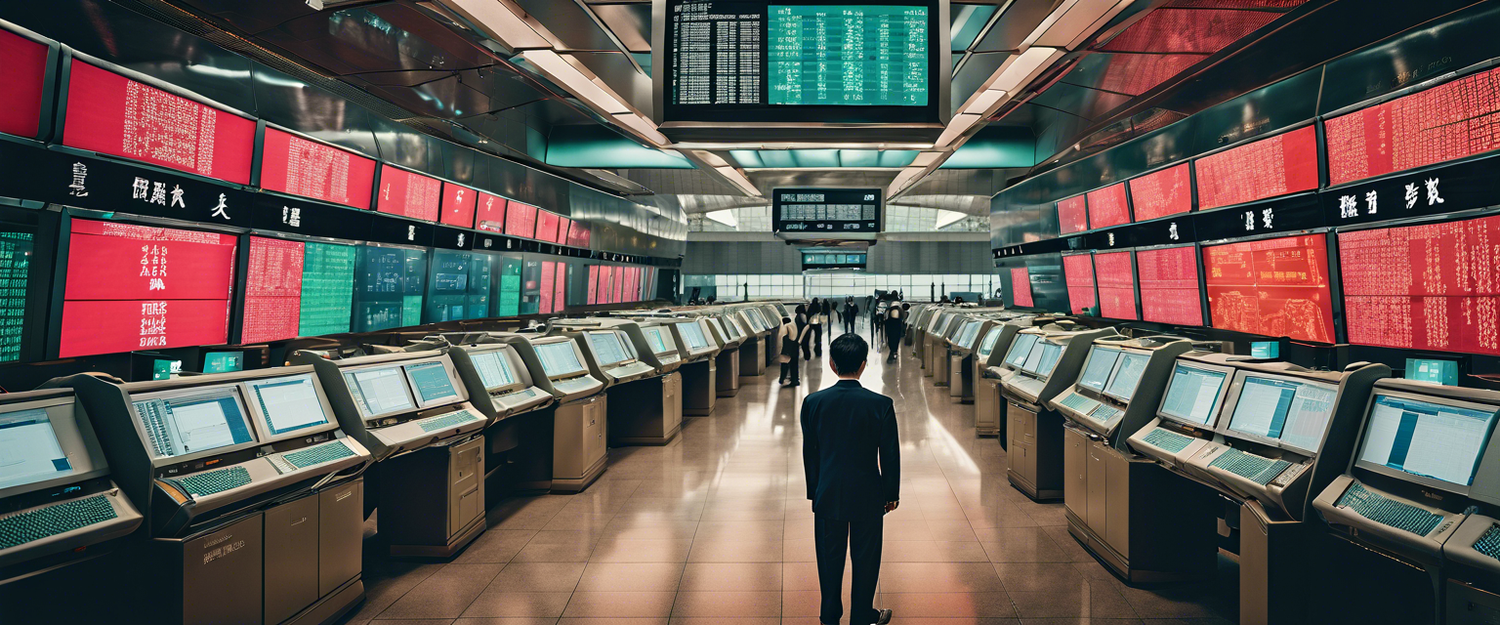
[{"xmin": 814, "ymin": 514, "xmax": 883, "ymax": 625}]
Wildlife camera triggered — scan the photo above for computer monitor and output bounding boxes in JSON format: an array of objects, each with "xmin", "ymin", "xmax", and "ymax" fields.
[
  {"xmin": 536, "ymin": 341, "xmax": 587, "ymax": 378},
  {"xmin": 1224, "ymin": 374, "xmax": 1338, "ymax": 452},
  {"xmin": 1355, "ymin": 392, "xmax": 1499, "ymax": 494},
  {"xmin": 0, "ymin": 404, "xmax": 85, "ymax": 491},
  {"xmin": 342, "ymin": 366, "xmax": 417, "ymax": 419},
  {"xmin": 1158, "ymin": 363, "xmax": 1231, "ymax": 427},
  {"xmin": 245, "ymin": 373, "xmax": 332, "ymax": 440},
  {"xmin": 646, "ymin": 326, "xmax": 676, "ymax": 355},
  {"xmin": 204, "ymin": 351, "xmax": 244, "ymax": 373},
  {"xmin": 977, "ymin": 328, "xmax": 1003, "ymax": 357},
  {"xmin": 1251, "ymin": 341, "xmax": 1280, "ymax": 359},
  {"xmin": 1406, "ymin": 358, "xmax": 1459, "ymax": 386},
  {"xmin": 958, "ymin": 322, "xmax": 982, "ymax": 349},
  {"xmin": 677, "ymin": 321, "xmax": 710, "ymax": 350},
  {"xmin": 470, "ymin": 349, "xmax": 519, "ymax": 391},
  {"xmin": 152, "ymin": 359, "xmax": 182, "ymax": 381},
  {"xmin": 131, "ymin": 387, "xmax": 258, "ymax": 460},
  {"xmin": 1078, "ymin": 346, "xmax": 1122, "ymax": 393},
  {"xmin": 1021, "ymin": 340, "xmax": 1063, "ymax": 378},
  {"xmin": 720, "ymin": 317, "xmax": 741, "ymax": 340},
  {"xmin": 405, "ymin": 361, "xmax": 460, "ymax": 407},
  {"xmin": 1004, "ymin": 334, "xmax": 1040, "ymax": 369},
  {"xmin": 1103, "ymin": 351, "xmax": 1150, "ymax": 402},
  {"xmin": 588, "ymin": 331, "xmax": 631, "ymax": 366}
]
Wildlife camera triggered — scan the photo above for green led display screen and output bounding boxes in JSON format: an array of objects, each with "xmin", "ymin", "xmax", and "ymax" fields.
[
  {"xmin": 0, "ymin": 232, "xmax": 32, "ymax": 363},
  {"xmin": 299, "ymin": 241, "xmax": 357, "ymax": 336},
  {"xmin": 353, "ymin": 246, "xmax": 426, "ymax": 332},
  {"xmin": 497, "ymin": 257, "xmax": 522, "ymax": 317},
  {"xmin": 768, "ymin": 5, "xmax": 928, "ymax": 106}
]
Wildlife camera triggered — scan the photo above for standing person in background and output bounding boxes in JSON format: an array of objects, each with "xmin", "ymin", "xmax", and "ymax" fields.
[
  {"xmin": 843, "ymin": 297, "xmax": 859, "ymax": 334},
  {"xmin": 872, "ymin": 298, "xmax": 887, "ymax": 347},
  {"xmin": 798, "ymin": 303, "xmax": 813, "ymax": 362},
  {"xmin": 883, "ymin": 301, "xmax": 905, "ymax": 363},
  {"xmin": 779, "ymin": 314, "xmax": 804, "ymax": 387},
  {"xmin": 809, "ymin": 298, "xmax": 825, "ymax": 358}
]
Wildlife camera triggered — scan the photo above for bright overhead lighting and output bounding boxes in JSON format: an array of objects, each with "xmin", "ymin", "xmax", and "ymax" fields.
[
  {"xmin": 1021, "ymin": 0, "xmax": 1134, "ymax": 50},
  {"xmin": 705, "ymin": 209, "xmax": 739, "ymax": 228},
  {"xmin": 714, "ymin": 166, "xmax": 760, "ymax": 197},
  {"xmin": 695, "ymin": 151, "xmax": 730, "ymax": 168},
  {"xmin": 964, "ymin": 89, "xmax": 1008, "ymax": 115},
  {"xmin": 987, "ymin": 47, "xmax": 1063, "ymax": 94},
  {"xmin": 910, "ymin": 152, "xmax": 944, "ymax": 168},
  {"xmin": 935, "ymin": 113, "xmax": 982, "ymax": 148},
  {"xmin": 436, "ymin": 0, "xmax": 551, "ymax": 50},
  {"xmin": 521, "ymin": 50, "xmax": 631, "ymax": 115},
  {"xmin": 612, "ymin": 113, "xmax": 669, "ymax": 146}
]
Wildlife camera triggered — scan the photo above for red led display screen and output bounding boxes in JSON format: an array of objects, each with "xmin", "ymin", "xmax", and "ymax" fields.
[
  {"xmin": 600, "ymin": 266, "xmax": 615, "ymax": 304},
  {"xmin": 567, "ymin": 220, "xmax": 592, "ymax": 248},
  {"xmin": 554, "ymin": 262, "xmax": 567, "ymax": 310},
  {"xmin": 63, "ymin": 62, "xmax": 256, "ymax": 184},
  {"xmin": 557, "ymin": 217, "xmax": 573, "ymax": 245},
  {"xmin": 376, "ymin": 165, "xmax": 442, "ymax": 222},
  {"xmin": 536, "ymin": 210, "xmax": 561, "ymax": 243},
  {"xmin": 440, "ymin": 183, "xmax": 479, "ymax": 228},
  {"xmin": 1327, "ymin": 65, "xmax": 1500, "ymax": 186},
  {"xmin": 1202, "ymin": 234, "xmax": 1334, "ymax": 343},
  {"xmin": 1128, "ymin": 163, "xmax": 1192, "ymax": 221},
  {"xmin": 1094, "ymin": 251, "xmax": 1138, "ymax": 320},
  {"xmin": 59, "ymin": 219, "xmax": 237, "ymax": 357},
  {"xmin": 1086, "ymin": 183, "xmax": 1131, "ymax": 230},
  {"xmin": 1057, "ymin": 195, "xmax": 1088, "ymax": 234},
  {"xmin": 1194, "ymin": 126, "xmax": 1319, "ymax": 210},
  {"xmin": 540, "ymin": 260, "xmax": 557, "ymax": 314},
  {"xmin": 259, "ymin": 127, "xmax": 376, "ymax": 209},
  {"xmin": 1010, "ymin": 267, "xmax": 1033, "ymax": 307},
  {"xmin": 242, "ymin": 237, "xmax": 304, "ymax": 344},
  {"xmin": 1340, "ymin": 216, "xmax": 1500, "ymax": 355},
  {"xmin": 0, "ymin": 28, "xmax": 48, "ymax": 138},
  {"xmin": 1063, "ymin": 254, "xmax": 1095, "ymax": 315},
  {"xmin": 587, "ymin": 266, "xmax": 599, "ymax": 305},
  {"xmin": 1137, "ymin": 245, "xmax": 1203, "ymax": 326},
  {"xmin": 505, "ymin": 202, "xmax": 538, "ymax": 238},
  {"xmin": 475, "ymin": 192, "xmax": 506, "ymax": 233}
]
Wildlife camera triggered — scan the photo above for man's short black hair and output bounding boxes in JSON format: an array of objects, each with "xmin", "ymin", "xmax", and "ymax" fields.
[{"xmin": 830, "ymin": 334, "xmax": 868, "ymax": 375}]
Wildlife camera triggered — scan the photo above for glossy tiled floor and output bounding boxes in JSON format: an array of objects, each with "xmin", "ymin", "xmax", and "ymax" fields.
[{"xmin": 343, "ymin": 321, "xmax": 1237, "ymax": 625}]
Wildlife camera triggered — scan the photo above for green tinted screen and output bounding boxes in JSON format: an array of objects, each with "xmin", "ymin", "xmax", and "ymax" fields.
[
  {"xmin": 768, "ymin": 5, "xmax": 928, "ymax": 106},
  {"xmin": 0, "ymin": 232, "xmax": 32, "ymax": 363},
  {"xmin": 497, "ymin": 257, "xmax": 522, "ymax": 317},
  {"xmin": 299, "ymin": 242, "xmax": 357, "ymax": 336}
]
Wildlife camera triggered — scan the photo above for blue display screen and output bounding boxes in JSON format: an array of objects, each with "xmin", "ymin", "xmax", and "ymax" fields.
[{"xmin": 405, "ymin": 361, "xmax": 459, "ymax": 405}]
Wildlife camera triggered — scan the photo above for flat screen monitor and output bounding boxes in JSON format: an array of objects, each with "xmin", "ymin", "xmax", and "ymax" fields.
[
  {"xmin": 1010, "ymin": 267, "xmax": 1034, "ymax": 307},
  {"xmin": 1021, "ymin": 340, "xmax": 1063, "ymax": 378},
  {"xmin": 204, "ymin": 351, "xmax": 243, "ymax": 373},
  {"xmin": 245, "ymin": 374, "xmax": 331, "ymax": 439},
  {"xmin": 354, "ymin": 246, "xmax": 427, "ymax": 333},
  {"xmin": 977, "ymin": 327, "xmax": 1003, "ymax": 357},
  {"xmin": 1063, "ymin": 254, "xmax": 1096, "ymax": 315},
  {"xmin": 957, "ymin": 321, "xmax": 983, "ymax": 349},
  {"xmin": 1086, "ymin": 183, "xmax": 1130, "ymax": 230},
  {"xmin": 260, "ymin": 127, "xmax": 377, "ymax": 209},
  {"xmin": 1129, "ymin": 163, "xmax": 1192, "ymax": 222},
  {"xmin": 1225, "ymin": 375, "xmax": 1338, "ymax": 452},
  {"xmin": 471, "ymin": 350, "xmax": 519, "ymax": 391},
  {"xmin": 1094, "ymin": 251, "xmax": 1137, "ymax": 320},
  {"xmin": 1251, "ymin": 341, "xmax": 1280, "ymax": 359},
  {"xmin": 588, "ymin": 331, "xmax": 631, "ymax": 366},
  {"xmin": 1193, "ymin": 126, "xmax": 1319, "ymax": 210},
  {"xmin": 132, "ymin": 387, "xmax": 257, "ymax": 459},
  {"xmin": 342, "ymin": 367, "xmax": 416, "ymax": 419},
  {"xmin": 1103, "ymin": 352, "xmax": 1151, "ymax": 402},
  {"xmin": 644, "ymin": 327, "xmax": 672, "ymax": 354},
  {"xmin": 1356, "ymin": 393, "xmax": 1499, "ymax": 493},
  {"xmin": 536, "ymin": 341, "xmax": 587, "ymax": 378},
  {"xmin": 1159, "ymin": 363, "xmax": 1230, "ymax": 427},
  {"xmin": 1078, "ymin": 346, "xmax": 1121, "ymax": 392},
  {"xmin": 405, "ymin": 361, "xmax": 459, "ymax": 407},
  {"xmin": 677, "ymin": 322, "xmax": 710, "ymax": 350},
  {"xmin": 0, "ymin": 405, "xmax": 81, "ymax": 491},
  {"xmin": 1137, "ymin": 245, "xmax": 1203, "ymax": 326},
  {"xmin": 1004, "ymin": 333, "xmax": 1040, "ymax": 368},
  {"xmin": 1202, "ymin": 235, "xmax": 1335, "ymax": 343},
  {"xmin": 1057, "ymin": 195, "xmax": 1087, "ymax": 235},
  {"xmin": 1407, "ymin": 359, "xmax": 1459, "ymax": 386}
]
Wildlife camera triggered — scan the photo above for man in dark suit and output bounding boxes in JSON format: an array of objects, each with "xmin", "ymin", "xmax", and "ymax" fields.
[{"xmin": 800, "ymin": 334, "xmax": 900, "ymax": 625}]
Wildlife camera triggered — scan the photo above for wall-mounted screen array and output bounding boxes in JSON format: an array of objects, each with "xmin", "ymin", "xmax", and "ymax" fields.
[
  {"xmin": 773, "ymin": 188, "xmax": 882, "ymax": 234},
  {"xmin": 1128, "ymin": 163, "xmax": 1192, "ymax": 222},
  {"xmin": 1062, "ymin": 253, "xmax": 1095, "ymax": 315},
  {"xmin": 353, "ymin": 246, "xmax": 426, "ymax": 333},
  {"xmin": 1193, "ymin": 126, "xmax": 1319, "ymax": 211},
  {"xmin": 1094, "ymin": 251, "xmax": 1137, "ymax": 320},
  {"xmin": 1136, "ymin": 245, "xmax": 1202, "ymax": 326},
  {"xmin": 1086, "ymin": 183, "xmax": 1130, "ymax": 230},
  {"xmin": 1202, "ymin": 234, "xmax": 1334, "ymax": 343},
  {"xmin": 0, "ymin": 28, "xmax": 47, "ymax": 139},
  {"xmin": 425, "ymin": 249, "xmax": 493, "ymax": 323},
  {"xmin": 260, "ymin": 127, "xmax": 377, "ymax": 210}
]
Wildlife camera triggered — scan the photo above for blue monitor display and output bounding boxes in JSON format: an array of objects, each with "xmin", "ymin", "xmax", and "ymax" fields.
[{"xmin": 1357, "ymin": 394, "xmax": 1498, "ymax": 489}]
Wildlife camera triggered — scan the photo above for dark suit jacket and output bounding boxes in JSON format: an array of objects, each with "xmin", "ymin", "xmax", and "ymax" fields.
[{"xmin": 801, "ymin": 379, "xmax": 900, "ymax": 520}]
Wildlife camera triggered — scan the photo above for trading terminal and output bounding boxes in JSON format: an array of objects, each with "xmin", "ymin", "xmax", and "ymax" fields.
[{"xmin": 5, "ymin": 1, "xmax": 1500, "ymax": 624}]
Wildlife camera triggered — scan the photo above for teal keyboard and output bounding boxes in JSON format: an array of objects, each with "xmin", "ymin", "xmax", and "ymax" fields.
[
  {"xmin": 419, "ymin": 410, "xmax": 479, "ymax": 433},
  {"xmin": 1474, "ymin": 524, "xmax": 1500, "ymax": 561},
  {"xmin": 283, "ymin": 441, "xmax": 355, "ymax": 469},
  {"xmin": 0, "ymin": 495, "xmax": 117, "ymax": 550},
  {"xmin": 169, "ymin": 467, "xmax": 252, "ymax": 497},
  {"xmin": 1058, "ymin": 393, "xmax": 1099, "ymax": 414},
  {"xmin": 1336, "ymin": 482, "xmax": 1444, "ymax": 536},
  {"xmin": 1091, "ymin": 405, "xmax": 1121, "ymax": 424},
  {"xmin": 1143, "ymin": 428, "xmax": 1194, "ymax": 453},
  {"xmin": 1210, "ymin": 448, "xmax": 1292, "ymax": 485}
]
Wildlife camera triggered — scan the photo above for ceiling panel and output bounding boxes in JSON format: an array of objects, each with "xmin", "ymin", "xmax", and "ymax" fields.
[
  {"xmin": 515, "ymin": 0, "xmax": 624, "ymax": 52},
  {"xmin": 592, "ymin": 3, "xmax": 653, "ymax": 52}
]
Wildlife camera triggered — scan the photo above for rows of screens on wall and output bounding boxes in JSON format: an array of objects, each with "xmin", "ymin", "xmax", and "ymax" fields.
[
  {"xmin": 1035, "ymin": 59, "xmax": 1500, "ymax": 238},
  {"xmin": 49, "ymin": 218, "xmax": 661, "ymax": 360},
  {"xmin": 0, "ymin": 27, "xmax": 597, "ymax": 244}
]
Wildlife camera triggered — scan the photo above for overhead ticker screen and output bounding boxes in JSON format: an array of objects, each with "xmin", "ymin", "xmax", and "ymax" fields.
[
  {"xmin": 259, "ymin": 128, "xmax": 376, "ymax": 209},
  {"xmin": 0, "ymin": 231, "xmax": 34, "ymax": 363},
  {"xmin": 1086, "ymin": 183, "xmax": 1130, "ymax": 230},
  {"xmin": 768, "ymin": 5, "xmax": 928, "ymax": 106},
  {"xmin": 1009, "ymin": 267, "xmax": 1033, "ymax": 307},
  {"xmin": 1326, "ymin": 65, "xmax": 1500, "ymax": 186},
  {"xmin": 475, "ymin": 192, "xmax": 507, "ymax": 234},
  {"xmin": 505, "ymin": 202, "xmax": 538, "ymax": 239},
  {"xmin": 772, "ymin": 188, "xmax": 881, "ymax": 233},
  {"xmin": 60, "ymin": 220, "xmax": 237, "ymax": 358},
  {"xmin": 1194, "ymin": 126, "xmax": 1319, "ymax": 210},
  {"xmin": 440, "ymin": 183, "xmax": 479, "ymax": 229},
  {"xmin": 1094, "ymin": 251, "xmax": 1137, "ymax": 320},
  {"xmin": 1136, "ymin": 245, "xmax": 1203, "ymax": 326},
  {"xmin": 376, "ymin": 165, "xmax": 442, "ymax": 222},
  {"xmin": 63, "ymin": 62, "xmax": 257, "ymax": 184},
  {"xmin": 0, "ymin": 28, "xmax": 48, "ymax": 138},
  {"xmin": 242, "ymin": 237, "xmax": 304, "ymax": 344},
  {"xmin": 1129, "ymin": 164, "xmax": 1192, "ymax": 222},
  {"xmin": 1202, "ymin": 234, "xmax": 1334, "ymax": 343},
  {"xmin": 1057, "ymin": 196, "xmax": 1088, "ymax": 235},
  {"xmin": 669, "ymin": 0, "xmax": 763, "ymax": 106},
  {"xmin": 299, "ymin": 242, "xmax": 356, "ymax": 336},
  {"xmin": 1340, "ymin": 215, "xmax": 1500, "ymax": 355},
  {"xmin": 353, "ymin": 246, "xmax": 426, "ymax": 332},
  {"xmin": 1062, "ymin": 253, "xmax": 1096, "ymax": 315}
]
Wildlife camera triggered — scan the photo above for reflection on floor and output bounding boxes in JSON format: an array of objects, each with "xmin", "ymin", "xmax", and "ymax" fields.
[{"xmin": 342, "ymin": 324, "xmax": 1239, "ymax": 625}]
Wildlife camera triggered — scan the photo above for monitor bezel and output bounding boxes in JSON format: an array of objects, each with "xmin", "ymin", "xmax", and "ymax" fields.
[
  {"xmin": 1352, "ymin": 389, "xmax": 1500, "ymax": 497},
  {"xmin": 128, "ymin": 383, "xmax": 261, "ymax": 464},
  {"xmin": 1217, "ymin": 370, "xmax": 1339, "ymax": 453},
  {"xmin": 0, "ymin": 395, "xmax": 110, "ymax": 500},
  {"xmin": 1101, "ymin": 348, "xmax": 1152, "ymax": 404},
  {"xmin": 1155, "ymin": 361, "xmax": 1236, "ymax": 429},
  {"xmin": 340, "ymin": 363, "xmax": 420, "ymax": 421},
  {"xmin": 241, "ymin": 372, "xmax": 339, "ymax": 444}
]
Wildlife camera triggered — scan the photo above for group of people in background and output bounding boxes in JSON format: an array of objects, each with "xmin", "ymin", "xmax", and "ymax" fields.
[{"xmin": 779, "ymin": 293, "xmax": 911, "ymax": 386}]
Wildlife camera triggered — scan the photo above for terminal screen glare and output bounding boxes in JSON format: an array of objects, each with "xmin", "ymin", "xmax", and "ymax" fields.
[
  {"xmin": 1004, "ymin": 334, "xmax": 1039, "ymax": 368},
  {"xmin": 1358, "ymin": 395, "xmax": 1498, "ymax": 487},
  {"xmin": 589, "ymin": 332, "xmax": 631, "ymax": 366},
  {"xmin": 1228, "ymin": 376, "xmax": 1337, "ymax": 451},
  {"xmin": 344, "ymin": 367, "xmax": 415, "ymax": 419},
  {"xmin": 1160, "ymin": 364, "xmax": 1229, "ymax": 427},
  {"xmin": 1103, "ymin": 352, "xmax": 1150, "ymax": 401},
  {"xmin": 406, "ymin": 361, "xmax": 459, "ymax": 405},
  {"xmin": 678, "ymin": 322, "xmax": 710, "ymax": 350},
  {"xmin": 0, "ymin": 408, "xmax": 73, "ymax": 490},
  {"xmin": 248, "ymin": 375, "xmax": 330, "ymax": 436},
  {"xmin": 1078, "ymin": 347, "xmax": 1121, "ymax": 392},
  {"xmin": 978, "ymin": 328, "xmax": 1003, "ymax": 356},
  {"xmin": 537, "ymin": 342, "xmax": 586, "ymax": 377},
  {"xmin": 133, "ymin": 390, "xmax": 256, "ymax": 459},
  {"xmin": 645, "ymin": 327, "xmax": 671, "ymax": 354},
  {"xmin": 471, "ymin": 351, "xmax": 517, "ymax": 390}
]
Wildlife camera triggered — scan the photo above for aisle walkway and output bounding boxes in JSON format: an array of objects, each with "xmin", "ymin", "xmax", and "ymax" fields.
[{"xmin": 344, "ymin": 323, "xmax": 1236, "ymax": 624}]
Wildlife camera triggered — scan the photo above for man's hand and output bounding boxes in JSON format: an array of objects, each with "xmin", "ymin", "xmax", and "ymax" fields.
[{"xmin": 884, "ymin": 501, "xmax": 900, "ymax": 514}]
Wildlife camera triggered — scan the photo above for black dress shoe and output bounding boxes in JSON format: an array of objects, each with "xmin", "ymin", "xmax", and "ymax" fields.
[{"xmin": 874, "ymin": 608, "xmax": 893, "ymax": 624}]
